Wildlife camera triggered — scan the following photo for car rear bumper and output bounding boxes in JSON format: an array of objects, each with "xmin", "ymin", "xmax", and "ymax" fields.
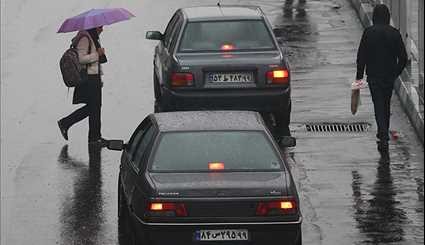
[
  {"xmin": 161, "ymin": 87, "xmax": 290, "ymax": 112},
  {"xmin": 131, "ymin": 215, "xmax": 302, "ymax": 245}
]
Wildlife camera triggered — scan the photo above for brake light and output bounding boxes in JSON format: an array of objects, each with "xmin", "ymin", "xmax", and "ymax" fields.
[
  {"xmin": 266, "ymin": 69, "xmax": 289, "ymax": 84},
  {"xmin": 256, "ymin": 199, "xmax": 297, "ymax": 216},
  {"xmin": 171, "ymin": 72, "xmax": 194, "ymax": 87},
  {"xmin": 148, "ymin": 202, "xmax": 188, "ymax": 217},
  {"xmin": 221, "ymin": 44, "xmax": 235, "ymax": 51},
  {"xmin": 208, "ymin": 162, "xmax": 225, "ymax": 170}
]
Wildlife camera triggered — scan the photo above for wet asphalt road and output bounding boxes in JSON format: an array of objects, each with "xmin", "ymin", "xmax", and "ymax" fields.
[{"xmin": 1, "ymin": 0, "xmax": 424, "ymax": 244}]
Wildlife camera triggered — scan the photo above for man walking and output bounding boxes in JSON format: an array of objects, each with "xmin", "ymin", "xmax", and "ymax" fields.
[{"xmin": 356, "ymin": 4, "xmax": 408, "ymax": 163}]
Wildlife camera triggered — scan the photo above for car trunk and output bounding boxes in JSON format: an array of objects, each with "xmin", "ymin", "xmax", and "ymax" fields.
[
  {"xmin": 175, "ymin": 51, "xmax": 284, "ymax": 89},
  {"xmin": 148, "ymin": 171, "xmax": 288, "ymax": 218}
]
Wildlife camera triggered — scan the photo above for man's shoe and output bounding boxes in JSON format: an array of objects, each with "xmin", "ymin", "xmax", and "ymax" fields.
[
  {"xmin": 57, "ymin": 120, "xmax": 68, "ymax": 141},
  {"xmin": 377, "ymin": 141, "xmax": 390, "ymax": 164}
]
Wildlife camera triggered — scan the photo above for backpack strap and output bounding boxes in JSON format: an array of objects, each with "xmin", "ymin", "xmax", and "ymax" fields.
[{"xmin": 71, "ymin": 33, "xmax": 92, "ymax": 54}]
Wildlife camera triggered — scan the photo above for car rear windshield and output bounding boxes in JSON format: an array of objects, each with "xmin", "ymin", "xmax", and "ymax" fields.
[
  {"xmin": 179, "ymin": 20, "xmax": 276, "ymax": 52},
  {"xmin": 150, "ymin": 131, "xmax": 282, "ymax": 172}
]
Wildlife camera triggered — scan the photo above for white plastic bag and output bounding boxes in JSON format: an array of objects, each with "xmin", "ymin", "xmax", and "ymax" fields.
[
  {"xmin": 351, "ymin": 79, "xmax": 367, "ymax": 90},
  {"xmin": 351, "ymin": 80, "xmax": 367, "ymax": 115}
]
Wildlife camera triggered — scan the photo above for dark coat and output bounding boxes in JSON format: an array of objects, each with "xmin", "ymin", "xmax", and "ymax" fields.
[
  {"xmin": 72, "ymin": 29, "xmax": 103, "ymax": 105},
  {"xmin": 73, "ymin": 75, "xmax": 102, "ymax": 104},
  {"xmin": 356, "ymin": 4, "xmax": 408, "ymax": 83}
]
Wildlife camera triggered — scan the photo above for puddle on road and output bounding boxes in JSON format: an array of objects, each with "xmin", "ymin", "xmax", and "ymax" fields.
[{"xmin": 274, "ymin": 24, "xmax": 318, "ymax": 42}]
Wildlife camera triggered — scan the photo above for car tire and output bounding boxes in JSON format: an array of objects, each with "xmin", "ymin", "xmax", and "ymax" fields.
[
  {"xmin": 296, "ymin": 226, "xmax": 302, "ymax": 245},
  {"xmin": 154, "ymin": 100, "xmax": 163, "ymax": 113},
  {"xmin": 282, "ymin": 99, "xmax": 292, "ymax": 133},
  {"xmin": 260, "ymin": 112, "xmax": 276, "ymax": 136},
  {"xmin": 118, "ymin": 180, "xmax": 137, "ymax": 245},
  {"xmin": 154, "ymin": 73, "xmax": 161, "ymax": 101},
  {"xmin": 273, "ymin": 99, "xmax": 292, "ymax": 139}
]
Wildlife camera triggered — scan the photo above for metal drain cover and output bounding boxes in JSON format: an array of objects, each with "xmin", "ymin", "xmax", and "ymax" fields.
[
  {"xmin": 305, "ymin": 122, "xmax": 371, "ymax": 132},
  {"xmin": 291, "ymin": 122, "xmax": 371, "ymax": 133}
]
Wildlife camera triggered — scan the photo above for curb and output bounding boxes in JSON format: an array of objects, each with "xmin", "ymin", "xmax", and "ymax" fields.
[{"xmin": 348, "ymin": 0, "xmax": 424, "ymax": 145}]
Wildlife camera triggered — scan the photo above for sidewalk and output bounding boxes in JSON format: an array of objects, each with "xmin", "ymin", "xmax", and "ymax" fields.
[
  {"xmin": 270, "ymin": 0, "xmax": 424, "ymax": 243},
  {"xmin": 347, "ymin": 0, "xmax": 424, "ymax": 145}
]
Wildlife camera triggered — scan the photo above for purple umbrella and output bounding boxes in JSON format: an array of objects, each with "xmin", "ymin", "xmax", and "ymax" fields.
[{"xmin": 57, "ymin": 8, "xmax": 135, "ymax": 33}]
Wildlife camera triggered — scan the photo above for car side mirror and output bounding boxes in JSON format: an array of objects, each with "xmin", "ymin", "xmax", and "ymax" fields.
[
  {"xmin": 107, "ymin": 140, "xmax": 126, "ymax": 151},
  {"xmin": 146, "ymin": 31, "xmax": 164, "ymax": 40}
]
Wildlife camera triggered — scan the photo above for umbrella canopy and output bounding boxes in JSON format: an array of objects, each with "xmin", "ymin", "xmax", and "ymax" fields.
[{"xmin": 57, "ymin": 8, "xmax": 135, "ymax": 33}]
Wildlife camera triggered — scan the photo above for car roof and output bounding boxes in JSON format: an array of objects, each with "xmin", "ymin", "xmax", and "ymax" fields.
[
  {"xmin": 152, "ymin": 111, "xmax": 266, "ymax": 132},
  {"xmin": 180, "ymin": 5, "xmax": 264, "ymax": 22}
]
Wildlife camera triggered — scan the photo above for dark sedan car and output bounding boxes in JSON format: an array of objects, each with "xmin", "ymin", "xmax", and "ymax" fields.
[
  {"xmin": 146, "ymin": 5, "xmax": 293, "ymax": 140},
  {"xmin": 109, "ymin": 111, "xmax": 302, "ymax": 245}
]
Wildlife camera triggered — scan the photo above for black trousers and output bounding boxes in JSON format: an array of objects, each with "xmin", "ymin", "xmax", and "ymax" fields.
[
  {"xmin": 368, "ymin": 77, "xmax": 394, "ymax": 142},
  {"xmin": 62, "ymin": 75, "xmax": 102, "ymax": 141}
]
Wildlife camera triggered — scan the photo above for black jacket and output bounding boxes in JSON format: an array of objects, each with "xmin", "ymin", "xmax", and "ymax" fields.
[{"xmin": 356, "ymin": 5, "xmax": 408, "ymax": 82}]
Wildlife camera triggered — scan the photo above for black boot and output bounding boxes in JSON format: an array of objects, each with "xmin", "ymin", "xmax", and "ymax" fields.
[
  {"xmin": 57, "ymin": 119, "xmax": 69, "ymax": 141},
  {"xmin": 377, "ymin": 141, "xmax": 390, "ymax": 164}
]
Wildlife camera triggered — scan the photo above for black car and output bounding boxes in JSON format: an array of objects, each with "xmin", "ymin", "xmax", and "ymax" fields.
[
  {"xmin": 146, "ymin": 5, "xmax": 293, "ymax": 140},
  {"xmin": 109, "ymin": 111, "xmax": 302, "ymax": 245}
]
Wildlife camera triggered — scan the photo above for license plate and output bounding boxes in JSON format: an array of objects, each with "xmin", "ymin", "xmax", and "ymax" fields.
[
  {"xmin": 195, "ymin": 229, "xmax": 249, "ymax": 241},
  {"xmin": 206, "ymin": 72, "xmax": 254, "ymax": 83}
]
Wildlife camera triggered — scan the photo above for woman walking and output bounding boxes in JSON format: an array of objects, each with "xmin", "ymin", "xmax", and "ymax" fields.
[{"xmin": 58, "ymin": 26, "xmax": 108, "ymax": 146}]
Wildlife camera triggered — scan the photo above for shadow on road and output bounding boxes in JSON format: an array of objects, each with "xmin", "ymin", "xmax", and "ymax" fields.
[
  {"xmin": 57, "ymin": 145, "xmax": 105, "ymax": 245},
  {"xmin": 351, "ymin": 163, "xmax": 407, "ymax": 243}
]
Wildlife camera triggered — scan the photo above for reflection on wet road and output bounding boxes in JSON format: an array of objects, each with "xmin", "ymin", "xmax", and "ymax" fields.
[
  {"xmin": 273, "ymin": 0, "xmax": 320, "ymax": 71},
  {"xmin": 352, "ymin": 165, "xmax": 407, "ymax": 243},
  {"xmin": 58, "ymin": 145, "xmax": 105, "ymax": 245}
]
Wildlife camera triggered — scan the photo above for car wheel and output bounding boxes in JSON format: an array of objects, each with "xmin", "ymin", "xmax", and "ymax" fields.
[
  {"xmin": 273, "ymin": 100, "xmax": 292, "ymax": 139},
  {"xmin": 260, "ymin": 112, "xmax": 276, "ymax": 136},
  {"xmin": 281, "ymin": 100, "xmax": 292, "ymax": 133},
  {"xmin": 154, "ymin": 100, "xmax": 163, "ymax": 113},
  {"xmin": 118, "ymin": 180, "xmax": 136, "ymax": 245},
  {"xmin": 154, "ymin": 73, "xmax": 161, "ymax": 101},
  {"xmin": 296, "ymin": 226, "xmax": 302, "ymax": 245}
]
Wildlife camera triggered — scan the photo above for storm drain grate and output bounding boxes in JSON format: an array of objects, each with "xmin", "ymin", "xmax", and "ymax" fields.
[{"xmin": 305, "ymin": 122, "xmax": 371, "ymax": 133}]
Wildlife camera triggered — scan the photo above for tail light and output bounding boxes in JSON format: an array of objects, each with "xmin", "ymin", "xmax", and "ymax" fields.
[
  {"xmin": 208, "ymin": 162, "xmax": 225, "ymax": 171},
  {"xmin": 256, "ymin": 198, "xmax": 297, "ymax": 216},
  {"xmin": 266, "ymin": 69, "xmax": 289, "ymax": 84},
  {"xmin": 221, "ymin": 44, "xmax": 235, "ymax": 51},
  {"xmin": 147, "ymin": 202, "xmax": 188, "ymax": 217},
  {"xmin": 171, "ymin": 72, "xmax": 194, "ymax": 87}
]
